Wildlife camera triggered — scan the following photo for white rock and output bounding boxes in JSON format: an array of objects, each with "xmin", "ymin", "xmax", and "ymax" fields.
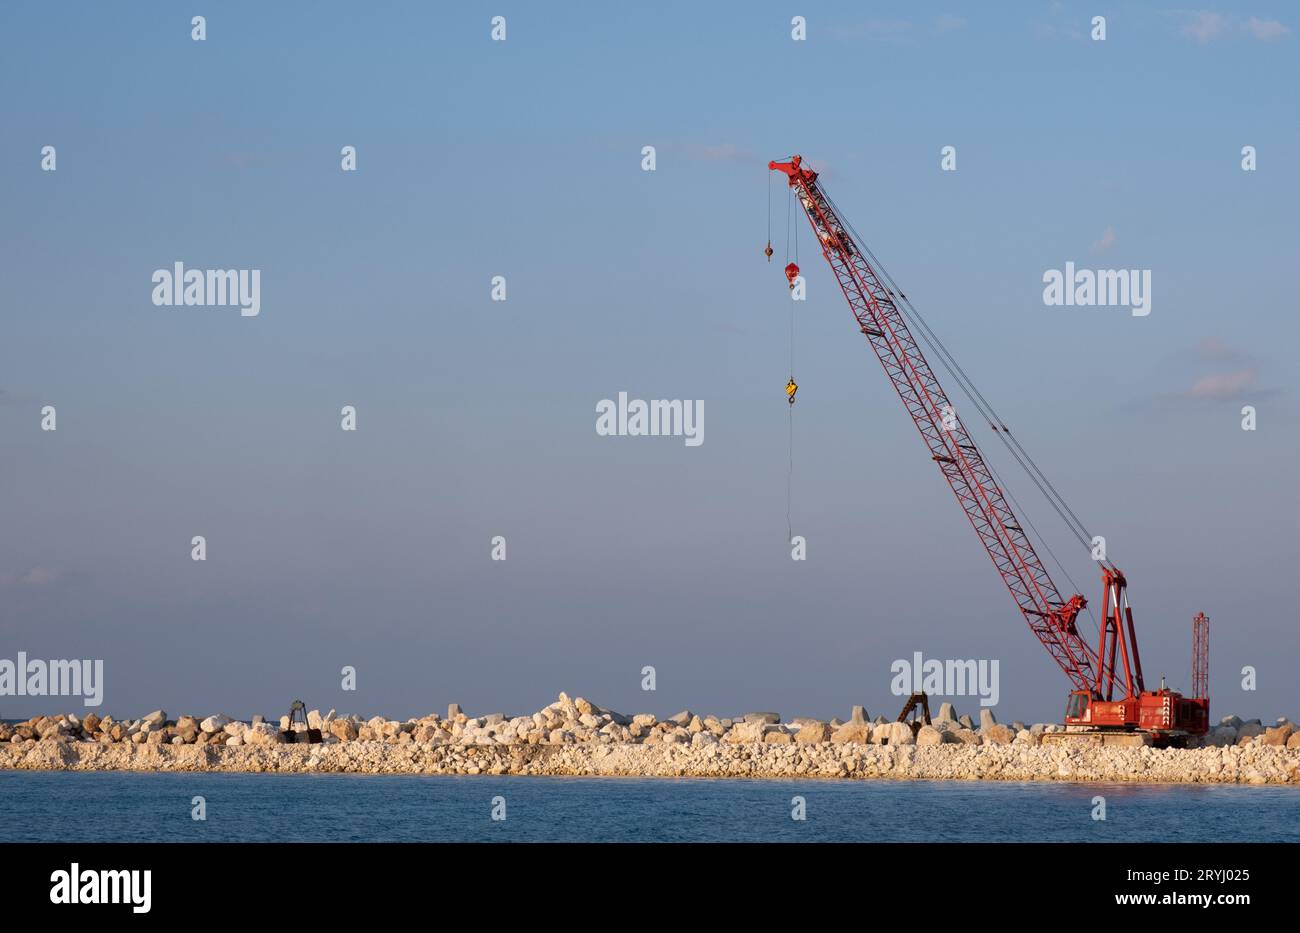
[
  {"xmin": 201, "ymin": 714, "xmax": 232, "ymax": 733},
  {"xmin": 244, "ymin": 723, "xmax": 278, "ymax": 746},
  {"xmin": 873, "ymin": 721, "xmax": 915, "ymax": 746},
  {"xmin": 915, "ymin": 725, "xmax": 945, "ymax": 746}
]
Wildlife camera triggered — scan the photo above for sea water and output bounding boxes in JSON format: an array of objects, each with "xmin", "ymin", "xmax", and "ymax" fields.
[{"xmin": 2, "ymin": 772, "xmax": 1296, "ymax": 842}]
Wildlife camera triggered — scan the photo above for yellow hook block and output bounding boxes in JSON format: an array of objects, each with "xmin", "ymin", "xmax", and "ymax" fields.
[{"xmin": 786, "ymin": 378, "xmax": 798, "ymax": 404}]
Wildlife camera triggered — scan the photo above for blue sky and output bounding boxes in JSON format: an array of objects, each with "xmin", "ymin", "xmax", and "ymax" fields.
[{"xmin": 1, "ymin": 1, "xmax": 1297, "ymax": 724}]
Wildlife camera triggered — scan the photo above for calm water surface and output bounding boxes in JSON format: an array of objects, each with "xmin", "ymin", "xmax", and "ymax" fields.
[{"xmin": 2, "ymin": 771, "xmax": 1296, "ymax": 842}]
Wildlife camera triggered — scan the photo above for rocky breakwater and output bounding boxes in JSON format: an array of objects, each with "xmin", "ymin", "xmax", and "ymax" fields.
[{"xmin": 3, "ymin": 696, "xmax": 1298, "ymax": 785}]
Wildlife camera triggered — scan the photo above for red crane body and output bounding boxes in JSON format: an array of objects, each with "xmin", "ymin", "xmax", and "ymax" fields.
[{"xmin": 771, "ymin": 155, "xmax": 1208, "ymax": 740}]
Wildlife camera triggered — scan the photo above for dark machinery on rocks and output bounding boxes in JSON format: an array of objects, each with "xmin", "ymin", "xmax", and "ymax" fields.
[
  {"xmin": 896, "ymin": 693, "xmax": 933, "ymax": 737},
  {"xmin": 280, "ymin": 699, "xmax": 322, "ymax": 744},
  {"xmin": 768, "ymin": 155, "xmax": 1210, "ymax": 746}
]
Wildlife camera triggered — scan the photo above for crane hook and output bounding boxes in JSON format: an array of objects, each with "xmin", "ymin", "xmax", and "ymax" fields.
[
  {"xmin": 764, "ymin": 241, "xmax": 773, "ymax": 262},
  {"xmin": 784, "ymin": 262, "xmax": 800, "ymax": 289},
  {"xmin": 786, "ymin": 378, "xmax": 798, "ymax": 405}
]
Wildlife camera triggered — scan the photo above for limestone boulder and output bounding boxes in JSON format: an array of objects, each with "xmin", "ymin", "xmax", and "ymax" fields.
[
  {"xmin": 830, "ymin": 723, "xmax": 872, "ymax": 744},
  {"xmin": 1261, "ymin": 724, "xmax": 1294, "ymax": 746},
  {"xmin": 915, "ymin": 725, "xmax": 946, "ymax": 746},
  {"xmin": 873, "ymin": 721, "xmax": 915, "ymax": 746},
  {"xmin": 244, "ymin": 723, "xmax": 279, "ymax": 745},
  {"xmin": 983, "ymin": 724, "xmax": 1015, "ymax": 745},
  {"xmin": 724, "ymin": 720, "xmax": 768, "ymax": 744},
  {"xmin": 201, "ymin": 714, "xmax": 231, "ymax": 733},
  {"xmin": 795, "ymin": 722, "xmax": 831, "ymax": 744}
]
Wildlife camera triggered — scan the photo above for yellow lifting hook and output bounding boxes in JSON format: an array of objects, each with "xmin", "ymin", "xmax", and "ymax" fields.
[{"xmin": 786, "ymin": 378, "xmax": 798, "ymax": 405}]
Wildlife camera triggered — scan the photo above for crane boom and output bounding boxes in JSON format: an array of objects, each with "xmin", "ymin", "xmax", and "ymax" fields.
[
  {"xmin": 771, "ymin": 154, "xmax": 1211, "ymax": 741},
  {"xmin": 770, "ymin": 156, "xmax": 1100, "ymax": 692}
]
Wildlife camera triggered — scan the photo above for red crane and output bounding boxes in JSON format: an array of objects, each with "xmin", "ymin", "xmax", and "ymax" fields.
[{"xmin": 770, "ymin": 155, "xmax": 1208, "ymax": 743}]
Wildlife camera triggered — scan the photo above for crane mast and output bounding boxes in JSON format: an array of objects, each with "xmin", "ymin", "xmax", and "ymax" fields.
[{"xmin": 769, "ymin": 155, "xmax": 1209, "ymax": 740}]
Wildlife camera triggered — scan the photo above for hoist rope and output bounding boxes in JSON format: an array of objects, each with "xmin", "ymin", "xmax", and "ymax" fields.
[
  {"xmin": 787, "ymin": 257, "xmax": 796, "ymax": 545},
  {"xmin": 820, "ymin": 188, "xmax": 1102, "ymax": 564},
  {"xmin": 785, "ymin": 186, "xmax": 792, "ymax": 265},
  {"xmin": 984, "ymin": 453, "xmax": 1103, "ymax": 643},
  {"xmin": 787, "ymin": 403, "xmax": 794, "ymax": 545}
]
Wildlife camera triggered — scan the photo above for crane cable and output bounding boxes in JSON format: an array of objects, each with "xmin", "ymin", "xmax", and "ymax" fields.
[
  {"xmin": 814, "ymin": 186, "xmax": 1107, "ymax": 639},
  {"xmin": 785, "ymin": 187, "xmax": 797, "ymax": 544},
  {"xmin": 821, "ymin": 188, "xmax": 1102, "ymax": 561},
  {"xmin": 787, "ymin": 262, "xmax": 797, "ymax": 545},
  {"xmin": 765, "ymin": 170, "xmax": 773, "ymax": 261}
]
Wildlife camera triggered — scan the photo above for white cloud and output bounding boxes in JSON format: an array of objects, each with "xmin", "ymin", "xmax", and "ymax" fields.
[
  {"xmin": 1177, "ymin": 12, "xmax": 1289, "ymax": 44},
  {"xmin": 1181, "ymin": 11, "xmax": 1229, "ymax": 44},
  {"xmin": 1244, "ymin": 16, "xmax": 1290, "ymax": 41},
  {"xmin": 1092, "ymin": 226, "xmax": 1116, "ymax": 253},
  {"xmin": 0, "ymin": 566, "xmax": 61, "ymax": 588},
  {"xmin": 1181, "ymin": 368, "xmax": 1257, "ymax": 399},
  {"xmin": 834, "ymin": 19, "xmax": 912, "ymax": 42}
]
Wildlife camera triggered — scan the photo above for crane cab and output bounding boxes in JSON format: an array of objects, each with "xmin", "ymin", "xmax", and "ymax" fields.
[{"xmin": 1064, "ymin": 690, "xmax": 1091, "ymax": 723}]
